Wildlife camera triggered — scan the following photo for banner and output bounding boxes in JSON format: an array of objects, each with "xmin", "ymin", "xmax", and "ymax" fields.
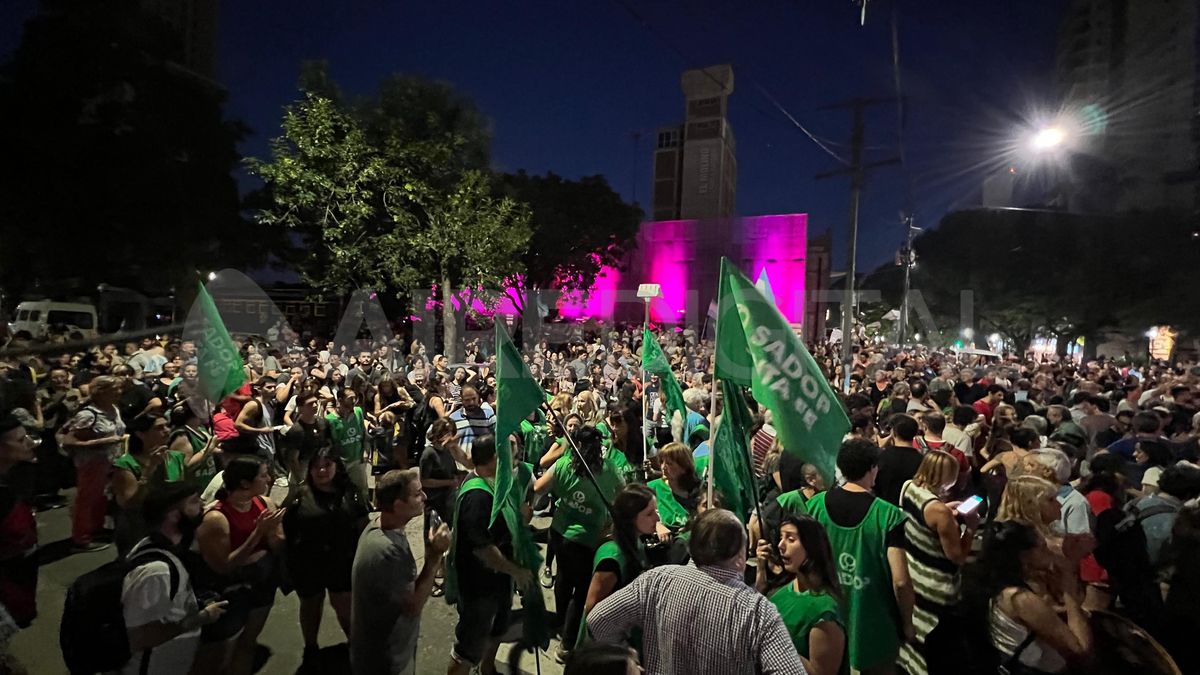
[
  {"xmin": 641, "ymin": 328, "xmax": 687, "ymax": 432},
  {"xmin": 711, "ymin": 378, "xmax": 758, "ymax": 523},
  {"xmin": 491, "ymin": 322, "xmax": 544, "ymax": 527},
  {"xmin": 191, "ymin": 282, "xmax": 246, "ymax": 404}
]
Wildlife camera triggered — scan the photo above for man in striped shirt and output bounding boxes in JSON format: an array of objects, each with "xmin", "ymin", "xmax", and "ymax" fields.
[
  {"xmin": 449, "ymin": 386, "xmax": 495, "ymax": 464},
  {"xmin": 587, "ymin": 509, "xmax": 804, "ymax": 675}
]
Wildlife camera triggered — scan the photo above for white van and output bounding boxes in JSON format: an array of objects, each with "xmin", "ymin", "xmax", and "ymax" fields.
[{"xmin": 9, "ymin": 301, "xmax": 98, "ymax": 340}]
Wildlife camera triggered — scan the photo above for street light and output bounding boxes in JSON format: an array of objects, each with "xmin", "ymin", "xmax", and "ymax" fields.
[
  {"xmin": 206, "ymin": 272, "xmax": 218, "ymax": 281},
  {"xmin": 1031, "ymin": 126, "xmax": 1066, "ymax": 152}
]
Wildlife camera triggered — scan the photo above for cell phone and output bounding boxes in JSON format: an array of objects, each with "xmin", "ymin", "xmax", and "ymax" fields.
[
  {"xmin": 429, "ymin": 510, "xmax": 444, "ymax": 531},
  {"xmin": 955, "ymin": 495, "xmax": 983, "ymax": 518},
  {"xmin": 1014, "ymin": 390, "xmax": 1028, "ymax": 402}
]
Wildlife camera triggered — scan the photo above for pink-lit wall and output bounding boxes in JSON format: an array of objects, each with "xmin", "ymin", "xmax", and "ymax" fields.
[
  {"xmin": 464, "ymin": 214, "xmax": 809, "ymax": 325},
  {"xmin": 740, "ymin": 214, "xmax": 807, "ymax": 323}
]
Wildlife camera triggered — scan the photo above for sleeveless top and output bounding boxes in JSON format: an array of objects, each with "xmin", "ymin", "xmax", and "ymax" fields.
[
  {"xmin": 215, "ymin": 496, "xmax": 269, "ymax": 552},
  {"xmin": 988, "ymin": 591, "xmax": 1067, "ymax": 673},
  {"xmin": 897, "ymin": 480, "xmax": 962, "ymax": 675}
]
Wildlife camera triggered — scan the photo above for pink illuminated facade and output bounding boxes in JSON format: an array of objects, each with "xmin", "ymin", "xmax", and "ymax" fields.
[{"xmin": 556, "ymin": 213, "xmax": 811, "ymax": 328}]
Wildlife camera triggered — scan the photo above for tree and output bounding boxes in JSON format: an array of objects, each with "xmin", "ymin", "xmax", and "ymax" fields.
[
  {"xmin": 0, "ymin": 1, "xmax": 271, "ymax": 302},
  {"xmin": 248, "ymin": 65, "xmax": 530, "ymax": 360},
  {"xmin": 905, "ymin": 207, "xmax": 1200, "ymax": 356},
  {"xmin": 496, "ymin": 171, "xmax": 642, "ymax": 313}
]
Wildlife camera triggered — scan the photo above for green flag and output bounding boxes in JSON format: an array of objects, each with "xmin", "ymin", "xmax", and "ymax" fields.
[
  {"xmin": 192, "ymin": 282, "xmax": 246, "ymax": 404},
  {"xmin": 641, "ymin": 328, "xmax": 687, "ymax": 431},
  {"xmin": 711, "ymin": 378, "xmax": 758, "ymax": 523},
  {"xmin": 492, "ymin": 322, "xmax": 544, "ymax": 528},
  {"xmin": 715, "ymin": 258, "xmax": 849, "ymax": 486}
]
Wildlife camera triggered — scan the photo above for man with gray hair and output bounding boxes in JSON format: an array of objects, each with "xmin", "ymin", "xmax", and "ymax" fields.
[
  {"xmin": 1027, "ymin": 448, "xmax": 1095, "ymax": 564},
  {"xmin": 587, "ymin": 509, "xmax": 803, "ymax": 674}
]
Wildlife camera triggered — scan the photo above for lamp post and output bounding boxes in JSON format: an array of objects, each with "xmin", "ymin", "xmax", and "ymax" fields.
[{"xmin": 636, "ymin": 283, "xmax": 661, "ymax": 462}]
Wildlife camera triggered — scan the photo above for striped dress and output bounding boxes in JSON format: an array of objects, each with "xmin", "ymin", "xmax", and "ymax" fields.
[{"xmin": 897, "ymin": 480, "xmax": 962, "ymax": 675}]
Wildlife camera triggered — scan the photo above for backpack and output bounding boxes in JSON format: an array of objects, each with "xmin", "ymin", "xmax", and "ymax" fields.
[{"xmin": 59, "ymin": 546, "xmax": 182, "ymax": 675}]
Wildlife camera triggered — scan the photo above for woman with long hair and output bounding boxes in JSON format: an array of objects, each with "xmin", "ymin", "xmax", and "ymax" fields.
[
  {"xmin": 423, "ymin": 375, "xmax": 450, "ymax": 420},
  {"xmin": 168, "ymin": 402, "xmax": 221, "ymax": 491},
  {"xmin": 281, "ymin": 448, "xmax": 369, "ymax": 659},
  {"xmin": 573, "ymin": 390, "xmax": 607, "ymax": 433},
  {"xmin": 580, "ymin": 484, "xmax": 659, "ymax": 634},
  {"xmin": 898, "ymin": 451, "xmax": 981, "ymax": 675},
  {"xmin": 755, "ymin": 515, "xmax": 847, "ymax": 675},
  {"xmin": 534, "ymin": 426, "xmax": 625, "ymax": 664},
  {"xmin": 961, "ymin": 521, "xmax": 1091, "ymax": 674},
  {"xmin": 193, "ymin": 456, "xmax": 286, "ymax": 675},
  {"xmin": 373, "ymin": 376, "xmax": 414, "ymax": 469},
  {"xmin": 996, "ymin": 475, "xmax": 1062, "ymax": 536},
  {"xmin": 647, "ymin": 442, "xmax": 701, "ymax": 539}
]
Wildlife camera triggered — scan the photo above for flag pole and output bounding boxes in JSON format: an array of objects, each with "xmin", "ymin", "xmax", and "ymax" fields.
[
  {"xmin": 641, "ymin": 299, "xmax": 650, "ymax": 480},
  {"xmin": 708, "ymin": 299, "xmax": 718, "ymax": 509},
  {"xmin": 541, "ymin": 403, "xmax": 616, "ymax": 518}
]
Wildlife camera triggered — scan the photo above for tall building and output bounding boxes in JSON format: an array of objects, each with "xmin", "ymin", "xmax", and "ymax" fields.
[
  {"xmin": 140, "ymin": 0, "xmax": 219, "ymax": 79},
  {"xmin": 652, "ymin": 65, "xmax": 737, "ymax": 220},
  {"xmin": 1057, "ymin": 0, "xmax": 1199, "ymax": 212}
]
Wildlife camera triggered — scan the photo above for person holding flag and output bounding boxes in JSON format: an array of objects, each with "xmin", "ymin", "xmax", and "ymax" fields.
[{"xmin": 641, "ymin": 328, "xmax": 687, "ymax": 442}]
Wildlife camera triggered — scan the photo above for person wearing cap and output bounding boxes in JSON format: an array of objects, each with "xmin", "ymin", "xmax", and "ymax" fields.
[
  {"xmin": 0, "ymin": 415, "xmax": 39, "ymax": 627},
  {"xmin": 121, "ymin": 483, "xmax": 227, "ymax": 675}
]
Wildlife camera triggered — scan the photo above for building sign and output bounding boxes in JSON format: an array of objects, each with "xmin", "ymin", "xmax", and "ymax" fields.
[{"xmin": 1149, "ymin": 325, "xmax": 1177, "ymax": 361}]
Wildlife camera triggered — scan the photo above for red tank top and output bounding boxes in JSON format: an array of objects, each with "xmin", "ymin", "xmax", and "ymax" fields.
[{"xmin": 215, "ymin": 496, "xmax": 268, "ymax": 551}]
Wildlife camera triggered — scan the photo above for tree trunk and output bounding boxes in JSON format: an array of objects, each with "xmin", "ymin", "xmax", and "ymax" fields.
[{"xmin": 441, "ymin": 274, "xmax": 459, "ymax": 363}]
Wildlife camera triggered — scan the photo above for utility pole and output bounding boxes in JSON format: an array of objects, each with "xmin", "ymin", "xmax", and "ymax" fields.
[
  {"xmin": 816, "ymin": 97, "xmax": 900, "ymax": 393},
  {"xmin": 896, "ymin": 214, "xmax": 920, "ymax": 345}
]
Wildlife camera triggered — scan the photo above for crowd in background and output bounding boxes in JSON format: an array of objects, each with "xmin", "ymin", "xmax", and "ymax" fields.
[{"xmin": 0, "ymin": 323, "xmax": 1198, "ymax": 674}]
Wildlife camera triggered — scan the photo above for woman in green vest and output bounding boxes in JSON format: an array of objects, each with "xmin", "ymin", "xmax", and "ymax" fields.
[
  {"xmin": 326, "ymin": 389, "xmax": 371, "ymax": 498},
  {"xmin": 167, "ymin": 402, "xmax": 221, "ymax": 491},
  {"xmin": 755, "ymin": 515, "xmax": 849, "ymax": 675},
  {"xmin": 111, "ymin": 412, "xmax": 189, "ymax": 555},
  {"xmin": 578, "ymin": 484, "xmax": 658, "ymax": 648},
  {"xmin": 538, "ymin": 412, "xmax": 583, "ymax": 469},
  {"xmin": 647, "ymin": 442, "xmax": 701, "ymax": 539},
  {"xmin": 533, "ymin": 426, "xmax": 625, "ymax": 664}
]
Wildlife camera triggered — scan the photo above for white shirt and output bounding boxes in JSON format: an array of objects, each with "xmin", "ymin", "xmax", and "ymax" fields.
[
  {"xmin": 942, "ymin": 426, "xmax": 975, "ymax": 457},
  {"xmin": 120, "ymin": 544, "xmax": 200, "ymax": 675}
]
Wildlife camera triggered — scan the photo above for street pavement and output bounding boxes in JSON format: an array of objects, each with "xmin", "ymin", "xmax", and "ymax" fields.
[{"xmin": 9, "ymin": 488, "xmax": 569, "ymax": 675}]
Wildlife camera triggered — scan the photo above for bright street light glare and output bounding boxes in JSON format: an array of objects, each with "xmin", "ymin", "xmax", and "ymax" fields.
[
  {"xmin": 207, "ymin": 272, "xmax": 218, "ymax": 281},
  {"xmin": 1031, "ymin": 126, "xmax": 1066, "ymax": 151}
]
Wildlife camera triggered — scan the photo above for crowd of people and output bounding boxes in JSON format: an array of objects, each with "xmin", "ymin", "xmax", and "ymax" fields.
[{"xmin": 0, "ymin": 324, "xmax": 1198, "ymax": 674}]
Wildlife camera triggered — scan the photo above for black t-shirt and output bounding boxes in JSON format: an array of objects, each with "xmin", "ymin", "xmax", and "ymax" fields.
[
  {"xmin": 454, "ymin": 488, "xmax": 513, "ymax": 596},
  {"xmin": 874, "ymin": 445, "xmax": 925, "ymax": 507},
  {"xmin": 825, "ymin": 486, "xmax": 906, "ymax": 548},
  {"xmin": 419, "ymin": 445, "xmax": 459, "ymax": 513},
  {"xmin": 118, "ymin": 384, "xmax": 153, "ymax": 421},
  {"xmin": 284, "ymin": 417, "xmax": 330, "ymax": 465}
]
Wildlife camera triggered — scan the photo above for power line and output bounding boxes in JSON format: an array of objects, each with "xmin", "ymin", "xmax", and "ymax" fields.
[{"xmin": 607, "ymin": 0, "xmax": 851, "ymax": 167}]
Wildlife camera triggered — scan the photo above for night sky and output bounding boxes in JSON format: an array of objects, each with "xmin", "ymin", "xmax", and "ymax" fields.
[{"xmin": 1, "ymin": 0, "xmax": 1064, "ymax": 273}]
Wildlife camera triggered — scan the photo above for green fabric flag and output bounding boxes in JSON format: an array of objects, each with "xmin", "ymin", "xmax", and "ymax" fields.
[
  {"xmin": 491, "ymin": 322, "xmax": 544, "ymax": 528},
  {"xmin": 714, "ymin": 258, "xmax": 850, "ymax": 487},
  {"xmin": 640, "ymin": 328, "xmax": 687, "ymax": 432},
  {"xmin": 711, "ymin": 378, "xmax": 759, "ymax": 523},
  {"xmin": 192, "ymin": 282, "xmax": 246, "ymax": 404}
]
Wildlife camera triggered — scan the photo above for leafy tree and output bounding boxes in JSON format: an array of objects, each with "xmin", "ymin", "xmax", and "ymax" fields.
[
  {"xmin": 496, "ymin": 171, "xmax": 642, "ymax": 313},
  {"xmin": 0, "ymin": 1, "xmax": 269, "ymax": 302},
  {"xmin": 248, "ymin": 65, "xmax": 530, "ymax": 360}
]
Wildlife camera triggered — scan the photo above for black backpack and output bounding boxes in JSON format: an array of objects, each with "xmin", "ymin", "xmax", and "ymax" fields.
[{"xmin": 59, "ymin": 546, "xmax": 182, "ymax": 675}]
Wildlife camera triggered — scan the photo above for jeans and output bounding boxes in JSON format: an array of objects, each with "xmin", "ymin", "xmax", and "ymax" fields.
[{"xmin": 72, "ymin": 451, "xmax": 111, "ymax": 545}]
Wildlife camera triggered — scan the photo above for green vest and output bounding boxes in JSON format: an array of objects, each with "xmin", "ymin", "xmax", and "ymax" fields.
[
  {"xmin": 648, "ymin": 478, "xmax": 689, "ymax": 529},
  {"xmin": 170, "ymin": 427, "xmax": 218, "ymax": 489},
  {"xmin": 113, "ymin": 451, "xmax": 187, "ymax": 483},
  {"xmin": 575, "ymin": 540, "xmax": 647, "ymax": 650},
  {"xmin": 520, "ymin": 419, "xmax": 545, "ymax": 463},
  {"xmin": 807, "ymin": 491, "xmax": 907, "ymax": 670},
  {"xmin": 769, "ymin": 583, "xmax": 850, "ymax": 675},
  {"xmin": 445, "ymin": 475, "xmax": 501, "ymax": 605},
  {"xmin": 327, "ymin": 407, "xmax": 365, "ymax": 465},
  {"xmin": 550, "ymin": 454, "xmax": 624, "ymax": 547},
  {"xmin": 776, "ymin": 489, "xmax": 812, "ymax": 519}
]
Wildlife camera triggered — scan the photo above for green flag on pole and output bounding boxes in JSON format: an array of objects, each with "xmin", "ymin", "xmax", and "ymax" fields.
[
  {"xmin": 641, "ymin": 328, "xmax": 687, "ymax": 430},
  {"xmin": 192, "ymin": 282, "xmax": 246, "ymax": 405},
  {"xmin": 715, "ymin": 258, "xmax": 850, "ymax": 486},
  {"xmin": 756, "ymin": 268, "xmax": 777, "ymax": 307},
  {"xmin": 711, "ymin": 378, "xmax": 759, "ymax": 523},
  {"xmin": 492, "ymin": 322, "xmax": 544, "ymax": 527}
]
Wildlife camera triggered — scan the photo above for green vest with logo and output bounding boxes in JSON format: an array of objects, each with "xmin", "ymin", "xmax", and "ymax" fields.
[
  {"xmin": 806, "ymin": 491, "xmax": 907, "ymax": 670},
  {"xmin": 550, "ymin": 454, "xmax": 624, "ymax": 548},
  {"xmin": 326, "ymin": 407, "xmax": 365, "ymax": 465}
]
